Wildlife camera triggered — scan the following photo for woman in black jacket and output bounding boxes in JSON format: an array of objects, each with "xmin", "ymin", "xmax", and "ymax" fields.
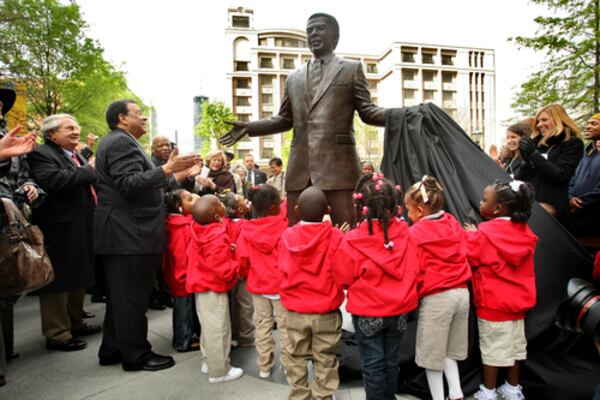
[{"xmin": 519, "ymin": 103, "xmax": 583, "ymax": 223}]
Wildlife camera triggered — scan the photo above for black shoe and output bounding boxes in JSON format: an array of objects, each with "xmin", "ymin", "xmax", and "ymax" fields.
[
  {"xmin": 148, "ymin": 299, "xmax": 166, "ymax": 310},
  {"xmin": 82, "ymin": 311, "xmax": 95, "ymax": 319},
  {"xmin": 122, "ymin": 353, "xmax": 175, "ymax": 372},
  {"xmin": 99, "ymin": 353, "xmax": 122, "ymax": 366},
  {"xmin": 71, "ymin": 322, "xmax": 102, "ymax": 336},
  {"xmin": 46, "ymin": 337, "xmax": 87, "ymax": 351}
]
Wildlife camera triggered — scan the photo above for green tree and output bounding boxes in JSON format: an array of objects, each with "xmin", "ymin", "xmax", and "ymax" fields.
[
  {"xmin": 0, "ymin": 0, "xmax": 144, "ymax": 137},
  {"xmin": 194, "ymin": 100, "xmax": 235, "ymax": 153},
  {"xmin": 280, "ymin": 129, "xmax": 293, "ymax": 166},
  {"xmin": 510, "ymin": 0, "xmax": 600, "ymax": 123},
  {"xmin": 354, "ymin": 114, "xmax": 382, "ymax": 165}
]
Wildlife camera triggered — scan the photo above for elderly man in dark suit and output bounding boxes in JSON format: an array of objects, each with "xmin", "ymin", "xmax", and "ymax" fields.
[
  {"xmin": 221, "ymin": 13, "xmax": 387, "ymax": 226},
  {"xmin": 28, "ymin": 114, "xmax": 101, "ymax": 352},
  {"xmin": 94, "ymin": 100, "xmax": 198, "ymax": 371}
]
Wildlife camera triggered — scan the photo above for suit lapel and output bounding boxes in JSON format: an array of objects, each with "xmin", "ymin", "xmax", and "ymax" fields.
[
  {"xmin": 309, "ymin": 56, "xmax": 344, "ymax": 112},
  {"xmin": 299, "ymin": 62, "xmax": 310, "ymax": 110}
]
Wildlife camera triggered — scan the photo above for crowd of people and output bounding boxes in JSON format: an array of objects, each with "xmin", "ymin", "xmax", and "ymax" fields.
[{"xmin": 0, "ymin": 58, "xmax": 599, "ymax": 400}]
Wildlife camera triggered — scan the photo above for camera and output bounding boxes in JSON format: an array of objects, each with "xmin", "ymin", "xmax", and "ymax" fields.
[{"xmin": 556, "ymin": 278, "xmax": 600, "ymax": 339}]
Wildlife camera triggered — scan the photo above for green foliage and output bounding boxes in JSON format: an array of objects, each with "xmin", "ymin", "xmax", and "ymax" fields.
[
  {"xmin": 194, "ymin": 100, "xmax": 235, "ymax": 151},
  {"xmin": 0, "ymin": 0, "xmax": 146, "ymax": 138},
  {"xmin": 354, "ymin": 113, "xmax": 382, "ymax": 165},
  {"xmin": 281, "ymin": 129, "xmax": 293, "ymax": 165},
  {"xmin": 510, "ymin": 0, "xmax": 600, "ymax": 123}
]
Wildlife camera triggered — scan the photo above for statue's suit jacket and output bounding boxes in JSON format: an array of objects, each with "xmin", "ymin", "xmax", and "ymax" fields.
[{"xmin": 246, "ymin": 55, "xmax": 386, "ymax": 192}]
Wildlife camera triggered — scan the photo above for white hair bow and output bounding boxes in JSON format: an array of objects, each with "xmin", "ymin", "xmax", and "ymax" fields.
[{"xmin": 509, "ymin": 180, "xmax": 524, "ymax": 192}]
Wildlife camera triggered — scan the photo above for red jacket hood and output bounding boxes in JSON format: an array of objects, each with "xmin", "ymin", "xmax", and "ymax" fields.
[
  {"xmin": 241, "ymin": 214, "xmax": 288, "ymax": 253},
  {"xmin": 346, "ymin": 218, "xmax": 409, "ymax": 280},
  {"xmin": 479, "ymin": 219, "xmax": 538, "ymax": 267},
  {"xmin": 166, "ymin": 213, "xmax": 193, "ymax": 228},
  {"xmin": 190, "ymin": 220, "xmax": 224, "ymax": 244},
  {"xmin": 412, "ymin": 213, "xmax": 465, "ymax": 262},
  {"xmin": 281, "ymin": 221, "xmax": 338, "ymax": 275}
]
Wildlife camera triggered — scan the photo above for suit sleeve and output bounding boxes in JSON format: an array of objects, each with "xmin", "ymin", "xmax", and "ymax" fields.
[
  {"xmin": 531, "ymin": 139, "xmax": 584, "ymax": 185},
  {"xmin": 246, "ymin": 78, "xmax": 294, "ymax": 136},
  {"xmin": 353, "ymin": 62, "xmax": 386, "ymax": 127},
  {"xmin": 106, "ymin": 135, "xmax": 168, "ymax": 197},
  {"xmin": 27, "ymin": 149, "xmax": 96, "ymax": 193}
]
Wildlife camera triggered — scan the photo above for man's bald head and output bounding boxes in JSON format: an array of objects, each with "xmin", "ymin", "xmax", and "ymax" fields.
[
  {"xmin": 297, "ymin": 187, "xmax": 329, "ymax": 222},
  {"xmin": 192, "ymin": 195, "xmax": 225, "ymax": 225},
  {"xmin": 151, "ymin": 135, "xmax": 171, "ymax": 161}
]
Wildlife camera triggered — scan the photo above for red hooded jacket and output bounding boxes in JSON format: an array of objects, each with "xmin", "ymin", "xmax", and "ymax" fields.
[
  {"xmin": 224, "ymin": 217, "xmax": 248, "ymax": 243},
  {"xmin": 332, "ymin": 218, "xmax": 419, "ymax": 317},
  {"xmin": 162, "ymin": 214, "xmax": 193, "ymax": 297},
  {"xmin": 466, "ymin": 218, "xmax": 538, "ymax": 321},
  {"xmin": 279, "ymin": 221, "xmax": 345, "ymax": 314},
  {"xmin": 237, "ymin": 213, "xmax": 288, "ymax": 295},
  {"xmin": 186, "ymin": 222, "xmax": 238, "ymax": 293},
  {"xmin": 409, "ymin": 212, "xmax": 471, "ymax": 298}
]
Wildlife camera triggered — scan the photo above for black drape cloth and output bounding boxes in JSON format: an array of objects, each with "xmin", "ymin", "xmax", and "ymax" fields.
[{"xmin": 341, "ymin": 104, "xmax": 599, "ymax": 399}]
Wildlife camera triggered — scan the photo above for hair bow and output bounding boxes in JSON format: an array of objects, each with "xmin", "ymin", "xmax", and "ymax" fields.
[{"xmin": 509, "ymin": 180, "xmax": 524, "ymax": 192}]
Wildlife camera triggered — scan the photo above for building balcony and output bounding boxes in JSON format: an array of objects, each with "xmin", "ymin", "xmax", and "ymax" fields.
[
  {"xmin": 423, "ymin": 81, "xmax": 438, "ymax": 90},
  {"xmin": 403, "ymin": 80, "xmax": 418, "ymax": 89},
  {"xmin": 262, "ymin": 105, "xmax": 274, "ymax": 112},
  {"xmin": 261, "ymin": 87, "xmax": 273, "ymax": 94},
  {"xmin": 404, "ymin": 99, "xmax": 420, "ymax": 107},
  {"xmin": 443, "ymin": 101, "xmax": 456, "ymax": 109},
  {"xmin": 235, "ymin": 106, "xmax": 253, "ymax": 114},
  {"xmin": 234, "ymin": 88, "xmax": 252, "ymax": 96},
  {"xmin": 443, "ymin": 82, "xmax": 456, "ymax": 91}
]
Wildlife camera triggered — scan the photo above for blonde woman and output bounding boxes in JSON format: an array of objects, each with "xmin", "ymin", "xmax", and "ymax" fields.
[
  {"xmin": 519, "ymin": 104, "xmax": 583, "ymax": 222},
  {"xmin": 205, "ymin": 149, "xmax": 236, "ymax": 194}
]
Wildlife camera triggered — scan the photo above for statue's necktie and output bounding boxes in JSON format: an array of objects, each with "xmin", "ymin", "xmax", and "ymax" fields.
[{"xmin": 309, "ymin": 58, "xmax": 322, "ymax": 99}]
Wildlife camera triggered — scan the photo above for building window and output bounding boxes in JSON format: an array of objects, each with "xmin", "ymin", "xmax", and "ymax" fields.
[
  {"xmin": 403, "ymin": 89, "xmax": 416, "ymax": 99},
  {"xmin": 403, "ymin": 69, "xmax": 416, "ymax": 81},
  {"xmin": 424, "ymin": 90, "xmax": 436, "ymax": 101},
  {"xmin": 232, "ymin": 16, "xmax": 250, "ymax": 28},
  {"xmin": 261, "ymin": 111, "xmax": 273, "ymax": 118},
  {"xmin": 237, "ymin": 114, "xmax": 250, "ymax": 121},
  {"xmin": 442, "ymin": 71, "xmax": 456, "ymax": 83},
  {"xmin": 301, "ymin": 56, "xmax": 311, "ymax": 64},
  {"xmin": 442, "ymin": 91, "xmax": 456, "ymax": 102},
  {"xmin": 367, "ymin": 80, "xmax": 377, "ymax": 91},
  {"xmin": 235, "ymin": 78, "xmax": 250, "ymax": 89},
  {"xmin": 275, "ymin": 38, "xmax": 306, "ymax": 48},
  {"xmin": 261, "ymin": 147, "xmax": 274, "ymax": 159},
  {"xmin": 366, "ymin": 63, "xmax": 378, "ymax": 74},
  {"xmin": 282, "ymin": 58, "xmax": 295, "ymax": 70},
  {"xmin": 260, "ymin": 57, "xmax": 273, "ymax": 69},
  {"xmin": 258, "ymin": 38, "xmax": 268, "ymax": 46},
  {"xmin": 441, "ymin": 50, "xmax": 456, "ymax": 66},
  {"xmin": 235, "ymin": 61, "xmax": 249, "ymax": 71},
  {"xmin": 236, "ymin": 97, "xmax": 250, "ymax": 106},
  {"xmin": 237, "ymin": 149, "xmax": 251, "ymax": 159},
  {"xmin": 422, "ymin": 52, "xmax": 435, "ymax": 64},
  {"xmin": 422, "ymin": 70, "xmax": 436, "ymax": 82},
  {"xmin": 260, "ymin": 75, "xmax": 273, "ymax": 87},
  {"xmin": 401, "ymin": 47, "xmax": 416, "ymax": 63},
  {"xmin": 261, "ymin": 93, "xmax": 272, "ymax": 105}
]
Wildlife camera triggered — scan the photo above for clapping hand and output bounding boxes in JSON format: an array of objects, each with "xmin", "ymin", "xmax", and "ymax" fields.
[
  {"xmin": 519, "ymin": 137, "xmax": 536, "ymax": 160},
  {"xmin": 219, "ymin": 121, "xmax": 248, "ymax": 146},
  {"xmin": 0, "ymin": 125, "xmax": 37, "ymax": 159},
  {"xmin": 162, "ymin": 148, "xmax": 200, "ymax": 176}
]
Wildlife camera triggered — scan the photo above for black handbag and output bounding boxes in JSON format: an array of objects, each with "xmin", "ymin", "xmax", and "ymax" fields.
[{"xmin": 0, "ymin": 197, "xmax": 54, "ymax": 295}]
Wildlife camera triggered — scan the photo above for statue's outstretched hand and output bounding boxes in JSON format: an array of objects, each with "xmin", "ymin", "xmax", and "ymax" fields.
[{"xmin": 219, "ymin": 121, "xmax": 248, "ymax": 146}]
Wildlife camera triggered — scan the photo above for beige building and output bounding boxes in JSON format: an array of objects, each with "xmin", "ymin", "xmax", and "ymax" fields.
[{"xmin": 225, "ymin": 7, "xmax": 496, "ymax": 164}]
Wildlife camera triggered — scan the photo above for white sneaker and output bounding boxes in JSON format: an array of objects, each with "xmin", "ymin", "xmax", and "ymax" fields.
[
  {"xmin": 474, "ymin": 384, "xmax": 497, "ymax": 400},
  {"xmin": 208, "ymin": 367, "xmax": 244, "ymax": 383},
  {"xmin": 258, "ymin": 369, "xmax": 271, "ymax": 378},
  {"xmin": 200, "ymin": 361, "xmax": 208, "ymax": 374},
  {"xmin": 497, "ymin": 382, "xmax": 524, "ymax": 400},
  {"xmin": 231, "ymin": 340, "xmax": 239, "ymax": 348}
]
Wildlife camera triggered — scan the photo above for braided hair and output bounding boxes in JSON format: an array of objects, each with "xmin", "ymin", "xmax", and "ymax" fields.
[
  {"xmin": 165, "ymin": 189, "xmax": 185, "ymax": 214},
  {"xmin": 353, "ymin": 173, "xmax": 403, "ymax": 250},
  {"xmin": 406, "ymin": 175, "xmax": 445, "ymax": 213},
  {"xmin": 220, "ymin": 192, "xmax": 239, "ymax": 219},
  {"xmin": 247, "ymin": 183, "xmax": 281, "ymax": 218},
  {"xmin": 490, "ymin": 180, "xmax": 535, "ymax": 223}
]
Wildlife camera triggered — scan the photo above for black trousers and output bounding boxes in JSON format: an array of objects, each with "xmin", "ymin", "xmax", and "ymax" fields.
[{"xmin": 98, "ymin": 254, "xmax": 159, "ymax": 366}]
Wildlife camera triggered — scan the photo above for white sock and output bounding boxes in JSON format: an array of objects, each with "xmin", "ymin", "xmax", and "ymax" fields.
[
  {"xmin": 444, "ymin": 358, "xmax": 464, "ymax": 399},
  {"xmin": 481, "ymin": 384, "xmax": 496, "ymax": 395},
  {"xmin": 503, "ymin": 380, "xmax": 520, "ymax": 391},
  {"xmin": 425, "ymin": 369, "xmax": 445, "ymax": 400}
]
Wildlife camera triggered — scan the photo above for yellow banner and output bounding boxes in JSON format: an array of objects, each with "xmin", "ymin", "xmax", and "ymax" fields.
[{"xmin": 0, "ymin": 82, "xmax": 27, "ymax": 131}]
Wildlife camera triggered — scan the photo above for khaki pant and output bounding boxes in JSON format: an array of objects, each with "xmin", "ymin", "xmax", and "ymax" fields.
[
  {"xmin": 285, "ymin": 310, "xmax": 342, "ymax": 400},
  {"xmin": 40, "ymin": 289, "xmax": 85, "ymax": 342},
  {"xmin": 253, "ymin": 295, "xmax": 291, "ymax": 373},
  {"xmin": 478, "ymin": 318, "xmax": 527, "ymax": 367},
  {"xmin": 230, "ymin": 279, "xmax": 255, "ymax": 346},
  {"xmin": 195, "ymin": 292, "xmax": 231, "ymax": 377}
]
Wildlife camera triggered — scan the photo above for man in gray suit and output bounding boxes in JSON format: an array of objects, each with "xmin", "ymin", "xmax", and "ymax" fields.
[
  {"xmin": 220, "ymin": 13, "xmax": 387, "ymax": 226},
  {"xmin": 94, "ymin": 100, "xmax": 198, "ymax": 371}
]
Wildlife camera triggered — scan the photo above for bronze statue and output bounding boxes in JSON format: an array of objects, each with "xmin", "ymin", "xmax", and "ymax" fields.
[{"xmin": 220, "ymin": 13, "xmax": 387, "ymax": 226}]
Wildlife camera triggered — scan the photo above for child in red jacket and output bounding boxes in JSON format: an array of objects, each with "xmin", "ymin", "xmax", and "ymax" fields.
[
  {"xmin": 222, "ymin": 193, "xmax": 255, "ymax": 348},
  {"xmin": 186, "ymin": 194, "xmax": 243, "ymax": 383},
  {"xmin": 332, "ymin": 173, "xmax": 420, "ymax": 400},
  {"xmin": 465, "ymin": 181, "xmax": 538, "ymax": 400},
  {"xmin": 163, "ymin": 189, "xmax": 200, "ymax": 353},
  {"xmin": 404, "ymin": 176, "xmax": 471, "ymax": 400},
  {"xmin": 236, "ymin": 184, "xmax": 290, "ymax": 378},
  {"xmin": 279, "ymin": 187, "xmax": 345, "ymax": 399}
]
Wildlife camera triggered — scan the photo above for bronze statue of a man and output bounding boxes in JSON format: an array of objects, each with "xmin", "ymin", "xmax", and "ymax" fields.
[{"xmin": 220, "ymin": 13, "xmax": 387, "ymax": 226}]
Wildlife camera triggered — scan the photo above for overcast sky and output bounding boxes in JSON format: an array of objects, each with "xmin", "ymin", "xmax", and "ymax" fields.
[{"xmin": 77, "ymin": 0, "xmax": 548, "ymax": 151}]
